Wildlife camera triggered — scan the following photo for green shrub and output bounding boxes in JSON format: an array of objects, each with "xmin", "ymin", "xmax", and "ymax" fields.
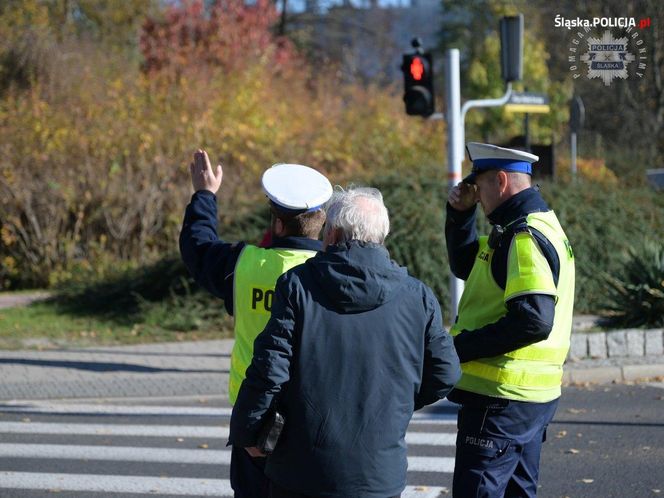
[
  {"xmin": 372, "ymin": 170, "xmax": 664, "ymax": 317},
  {"xmin": 600, "ymin": 239, "xmax": 664, "ymax": 328},
  {"xmin": 540, "ymin": 180, "xmax": 664, "ymax": 313}
]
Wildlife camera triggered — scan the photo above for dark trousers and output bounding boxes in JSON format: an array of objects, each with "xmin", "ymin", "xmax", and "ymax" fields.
[
  {"xmin": 230, "ymin": 445, "xmax": 269, "ymax": 498},
  {"xmin": 452, "ymin": 397, "xmax": 559, "ymax": 498},
  {"xmin": 270, "ymin": 481, "xmax": 400, "ymax": 498}
]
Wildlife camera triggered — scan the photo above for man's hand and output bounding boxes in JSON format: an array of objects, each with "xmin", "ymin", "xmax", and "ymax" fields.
[
  {"xmin": 245, "ymin": 446, "xmax": 267, "ymax": 458},
  {"xmin": 190, "ymin": 149, "xmax": 223, "ymax": 194},
  {"xmin": 448, "ymin": 182, "xmax": 478, "ymax": 211}
]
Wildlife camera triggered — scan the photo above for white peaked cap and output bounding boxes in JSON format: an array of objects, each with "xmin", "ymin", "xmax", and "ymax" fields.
[
  {"xmin": 262, "ymin": 164, "xmax": 333, "ymax": 212},
  {"xmin": 464, "ymin": 142, "xmax": 540, "ymax": 184},
  {"xmin": 466, "ymin": 142, "xmax": 539, "ymax": 163}
]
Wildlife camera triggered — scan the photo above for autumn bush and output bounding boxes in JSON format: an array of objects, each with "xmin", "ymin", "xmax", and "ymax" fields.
[
  {"xmin": 555, "ymin": 156, "xmax": 618, "ymax": 185},
  {"xmin": 0, "ymin": 8, "xmax": 442, "ymax": 290}
]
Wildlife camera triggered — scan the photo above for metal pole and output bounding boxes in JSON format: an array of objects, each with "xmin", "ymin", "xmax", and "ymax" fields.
[
  {"xmin": 445, "ymin": 49, "xmax": 464, "ymax": 322},
  {"xmin": 570, "ymin": 132, "xmax": 577, "ymax": 178},
  {"xmin": 460, "ymin": 83, "xmax": 513, "ymax": 124}
]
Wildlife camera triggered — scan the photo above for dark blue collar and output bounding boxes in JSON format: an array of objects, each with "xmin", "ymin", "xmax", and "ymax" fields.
[
  {"xmin": 488, "ymin": 187, "xmax": 550, "ymax": 227},
  {"xmin": 268, "ymin": 236, "xmax": 322, "ymax": 252}
]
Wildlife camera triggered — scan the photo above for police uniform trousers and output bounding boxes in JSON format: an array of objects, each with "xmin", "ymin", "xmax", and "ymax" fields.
[
  {"xmin": 452, "ymin": 395, "xmax": 559, "ymax": 498},
  {"xmin": 230, "ymin": 445, "xmax": 269, "ymax": 498}
]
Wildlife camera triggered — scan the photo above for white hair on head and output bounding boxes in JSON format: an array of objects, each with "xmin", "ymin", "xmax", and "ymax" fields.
[{"xmin": 324, "ymin": 186, "xmax": 390, "ymax": 244}]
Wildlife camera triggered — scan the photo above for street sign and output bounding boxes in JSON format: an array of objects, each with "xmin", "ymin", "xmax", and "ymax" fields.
[{"xmin": 504, "ymin": 92, "xmax": 550, "ymax": 113}]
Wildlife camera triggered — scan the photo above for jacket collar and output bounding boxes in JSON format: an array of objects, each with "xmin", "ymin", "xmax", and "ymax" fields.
[{"xmin": 488, "ymin": 187, "xmax": 549, "ymax": 227}]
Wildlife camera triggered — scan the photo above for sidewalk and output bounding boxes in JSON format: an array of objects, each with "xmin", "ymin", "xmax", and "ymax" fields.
[
  {"xmin": 0, "ymin": 340, "xmax": 233, "ymax": 401},
  {"xmin": 1, "ymin": 339, "xmax": 663, "ymax": 401}
]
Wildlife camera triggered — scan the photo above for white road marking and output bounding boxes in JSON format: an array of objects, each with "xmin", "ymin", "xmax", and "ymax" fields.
[
  {"xmin": 0, "ymin": 472, "xmax": 449, "ymax": 496},
  {"xmin": 0, "ymin": 421, "xmax": 229, "ymax": 438},
  {"xmin": 0, "ymin": 402, "xmax": 232, "ymax": 417},
  {"xmin": 0, "ymin": 472, "xmax": 233, "ymax": 496},
  {"xmin": 0, "ymin": 443, "xmax": 232, "ymax": 465},
  {"xmin": 0, "ymin": 443, "xmax": 454, "ymax": 472},
  {"xmin": 0, "ymin": 421, "xmax": 456, "ymax": 446},
  {"xmin": 406, "ymin": 431, "xmax": 456, "ymax": 446},
  {"xmin": 0, "ymin": 401, "xmax": 458, "ymax": 424},
  {"xmin": 408, "ymin": 456, "xmax": 455, "ymax": 473}
]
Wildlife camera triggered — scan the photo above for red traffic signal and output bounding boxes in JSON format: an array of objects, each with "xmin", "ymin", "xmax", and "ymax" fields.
[
  {"xmin": 410, "ymin": 57, "xmax": 425, "ymax": 81},
  {"xmin": 402, "ymin": 52, "xmax": 434, "ymax": 117}
]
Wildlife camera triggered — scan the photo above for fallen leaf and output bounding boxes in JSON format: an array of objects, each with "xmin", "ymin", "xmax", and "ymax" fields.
[
  {"xmin": 198, "ymin": 443, "xmax": 209, "ymax": 449},
  {"xmin": 566, "ymin": 448, "xmax": 580, "ymax": 454},
  {"xmin": 581, "ymin": 478, "xmax": 594, "ymax": 484},
  {"xmin": 567, "ymin": 408, "xmax": 586, "ymax": 414},
  {"xmin": 21, "ymin": 418, "xmax": 30, "ymax": 423},
  {"xmin": 556, "ymin": 430, "xmax": 567, "ymax": 438}
]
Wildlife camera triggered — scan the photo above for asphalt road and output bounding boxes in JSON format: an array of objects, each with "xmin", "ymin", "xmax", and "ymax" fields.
[
  {"xmin": 540, "ymin": 382, "xmax": 664, "ymax": 498},
  {"xmin": 0, "ymin": 383, "xmax": 662, "ymax": 497}
]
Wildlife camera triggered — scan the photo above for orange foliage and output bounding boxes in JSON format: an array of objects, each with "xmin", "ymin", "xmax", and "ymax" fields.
[
  {"xmin": 557, "ymin": 157, "xmax": 618, "ymax": 185},
  {"xmin": 140, "ymin": 0, "xmax": 295, "ymax": 76}
]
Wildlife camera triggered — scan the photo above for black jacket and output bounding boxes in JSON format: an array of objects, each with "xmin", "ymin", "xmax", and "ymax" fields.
[{"xmin": 229, "ymin": 240, "xmax": 461, "ymax": 497}]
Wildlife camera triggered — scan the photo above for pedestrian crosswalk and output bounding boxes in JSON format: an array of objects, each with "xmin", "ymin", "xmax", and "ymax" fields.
[{"xmin": 0, "ymin": 400, "xmax": 458, "ymax": 497}]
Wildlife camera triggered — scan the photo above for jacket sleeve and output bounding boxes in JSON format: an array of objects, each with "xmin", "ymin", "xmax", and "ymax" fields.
[
  {"xmin": 179, "ymin": 190, "xmax": 245, "ymax": 308},
  {"xmin": 445, "ymin": 202, "xmax": 479, "ymax": 280},
  {"xmin": 228, "ymin": 274, "xmax": 296, "ymax": 447},
  {"xmin": 415, "ymin": 290, "xmax": 462, "ymax": 410}
]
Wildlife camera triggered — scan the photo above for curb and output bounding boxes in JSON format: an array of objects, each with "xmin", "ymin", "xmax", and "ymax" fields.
[
  {"xmin": 569, "ymin": 328, "xmax": 664, "ymax": 360},
  {"xmin": 563, "ymin": 363, "xmax": 664, "ymax": 384}
]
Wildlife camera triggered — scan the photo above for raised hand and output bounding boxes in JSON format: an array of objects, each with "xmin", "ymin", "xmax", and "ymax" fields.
[
  {"xmin": 448, "ymin": 182, "xmax": 478, "ymax": 211},
  {"xmin": 190, "ymin": 149, "xmax": 223, "ymax": 194}
]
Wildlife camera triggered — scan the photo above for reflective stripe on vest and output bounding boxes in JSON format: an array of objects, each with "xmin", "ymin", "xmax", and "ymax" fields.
[
  {"xmin": 229, "ymin": 245, "xmax": 316, "ymax": 405},
  {"xmin": 451, "ymin": 210, "xmax": 575, "ymax": 403}
]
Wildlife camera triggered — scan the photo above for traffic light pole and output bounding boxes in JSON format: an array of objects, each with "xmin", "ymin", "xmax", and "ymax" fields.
[
  {"xmin": 444, "ymin": 49, "xmax": 464, "ymax": 322},
  {"xmin": 444, "ymin": 48, "xmax": 513, "ymax": 321}
]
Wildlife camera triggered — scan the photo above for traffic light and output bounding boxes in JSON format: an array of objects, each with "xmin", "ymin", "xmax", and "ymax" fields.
[
  {"xmin": 500, "ymin": 15, "xmax": 523, "ymax": 82},
  {"xmin": 402, "ymin": 47, "xmax": 434, "ymax": 117}
]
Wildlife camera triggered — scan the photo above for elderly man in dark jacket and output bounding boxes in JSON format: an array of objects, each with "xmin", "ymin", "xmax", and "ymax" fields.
[{"xmin": 229, "ymin": 186, "xmax": 461, "ymax": 498}]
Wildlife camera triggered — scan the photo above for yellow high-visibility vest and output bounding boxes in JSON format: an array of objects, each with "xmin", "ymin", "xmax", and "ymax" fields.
[
  {"xmin": 229, "ymin": 245, "xmax": 316, "ymax": 405},
  {"xmin": 451, "ymin": 211, "xmax": 575, "ymax": 402}
]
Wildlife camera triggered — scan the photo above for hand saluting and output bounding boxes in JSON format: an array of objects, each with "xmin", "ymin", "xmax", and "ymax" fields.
[
  {"xmin": 448, "ymin": 181, "xmax": 478, "ymax": 211},
  {"xmin": 190, "ymin": 149, "xmax": 223, "ymax": 194}
]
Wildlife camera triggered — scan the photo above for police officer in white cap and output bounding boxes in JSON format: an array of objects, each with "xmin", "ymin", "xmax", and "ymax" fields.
[
  {"xmin": 445, "ymin": 142, "xmax": 575, "ymax": 498},
  {"xmin": 180, "ymin": 149, "xmax": 332, "ymax": 498}
]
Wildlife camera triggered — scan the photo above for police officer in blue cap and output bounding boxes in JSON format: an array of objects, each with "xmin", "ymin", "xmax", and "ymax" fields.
[
  {"xmin": 180, "ymin": 150, "xmax": 332, "ymax": 498},
  {"xmin": 446, "ymin": 142, "xmax": 576, "ymax": 497}
]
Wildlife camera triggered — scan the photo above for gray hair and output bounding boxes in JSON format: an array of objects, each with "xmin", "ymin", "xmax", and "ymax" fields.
[{"xmin": 324, "ymin": 186, "xmax": 390, "ymax": 244}]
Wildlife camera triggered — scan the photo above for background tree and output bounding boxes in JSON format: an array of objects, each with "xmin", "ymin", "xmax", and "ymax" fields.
[
  {"xmin": 437, "ymin": 0, "xmax": 572, "ymax": 146},
  {"xmin": 140, "ymin": 0, "xmax": 296, "ymax": 77},
  {"xmin": 535, "ymin": 0, "xmax": 664, "ymax": 183}
]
